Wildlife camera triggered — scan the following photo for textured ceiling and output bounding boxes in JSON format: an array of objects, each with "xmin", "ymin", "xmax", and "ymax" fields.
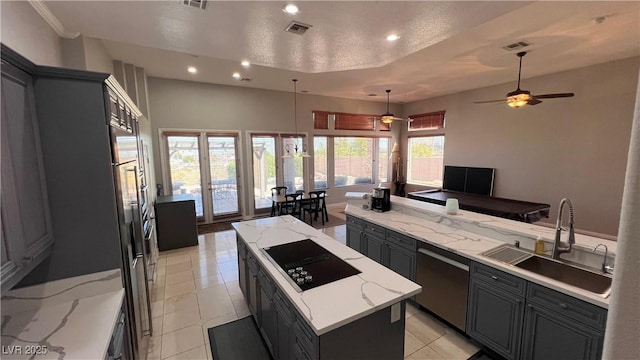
[{"xmin": 44, "ymin": 1, "xmax": 640, "ymax": 103}]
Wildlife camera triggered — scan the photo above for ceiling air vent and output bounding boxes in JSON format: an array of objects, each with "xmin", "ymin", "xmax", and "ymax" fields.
[
  {"xmin": 502, "ymin": 41, "xmax": 531, "ymax": 52},
  {"xmin": 182, "ymin": 0, "xmax": 207, "ymax": 10},
  {"xmin": 285, "ymin": 21, "xmax": 312, "ymax": 35}
]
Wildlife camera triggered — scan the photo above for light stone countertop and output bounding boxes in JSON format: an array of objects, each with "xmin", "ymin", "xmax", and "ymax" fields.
[
  {"xmin": 1, "ymin": 269, "xmax": 124, "ymax": 360},
  {"xmin": 232, "ymin": 215, "xmax": 421, "ymax": 336},
  {"xmin": 345, "ymin": 196, "xmax": 614, "ymax": 308}
]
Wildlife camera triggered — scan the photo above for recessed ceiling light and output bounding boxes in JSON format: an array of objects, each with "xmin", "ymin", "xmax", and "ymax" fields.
[
  {"xmin": 283, "ymin": 4, "xmax": 299, "ymax": 14},
  {"xmin": 232, "ymin": 72, "xmax": 241, "ymax": 79},
  {"xmin": 241, "ymin": 60, "xmax": 250, "ymax": 67},
  {"xmin": 386, "ymin": 34, "xmax": 400, "ymax": 41},
  {"xmin": 187, "ymin": 66, "xmax": 197, "ymax": 74}
]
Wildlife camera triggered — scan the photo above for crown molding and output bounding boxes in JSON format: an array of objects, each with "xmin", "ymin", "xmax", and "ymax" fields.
[{"xmin": 28, "ymin": 0, "xmax": 80, "ymax": 39}]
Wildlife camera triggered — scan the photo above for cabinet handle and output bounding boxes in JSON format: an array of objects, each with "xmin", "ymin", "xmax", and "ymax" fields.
[
  {"xmin": 527, "ymin": 304, "xmax": 533, "ymax": 308},
  {"xmin": 491, "ymin": 275, "xmax": 499, "ymax": 281},
  {"xmin": 22, "ymin": 255, "xmax": 34, "ymax": 262},
  {"xmin": 558, "ymin": 302, "xmax": 568, "ymax": 309}
]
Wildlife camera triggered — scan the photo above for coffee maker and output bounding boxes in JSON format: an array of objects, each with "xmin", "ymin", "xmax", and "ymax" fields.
[{"xmin": 371, "ymin": 187, "xmax": 391, "ymax": 212}]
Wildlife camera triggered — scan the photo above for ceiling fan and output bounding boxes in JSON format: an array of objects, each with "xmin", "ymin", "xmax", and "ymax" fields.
[
  {"xmin": 474, "ymin": 51, "xmax": 575, "ymax": 108},
  {"xmin": 380, "ymin": 89, "xmax": 407, "ymax": 124}
]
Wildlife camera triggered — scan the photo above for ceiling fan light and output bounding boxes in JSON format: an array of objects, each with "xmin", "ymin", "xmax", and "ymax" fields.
[
  {"xmin": 381, "ymin": 113, "xmax": 395, "ymax": 124},
  {"xmin": 507, "ymin": 93, "xmax": 532, "ymax": 108}
]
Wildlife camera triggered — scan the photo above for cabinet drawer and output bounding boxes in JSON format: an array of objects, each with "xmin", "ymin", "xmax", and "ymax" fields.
[
  {"xmin": 526, "ymin": 282, "xmax": 607, "ymax": 331},
  {"xmin": 386, "ymin": 230, "xmax": 417, "ymax": 251},
  {"xmin": 364, "ymin": 221, "xmax": 385, "ymax": 237},
  {"xmin": 346, "ymin": 215, "xmax": 364, "ymax": 230},
  {"xmin": 471, "ymin": 262, "xmax": 526, "ymax": 297}
]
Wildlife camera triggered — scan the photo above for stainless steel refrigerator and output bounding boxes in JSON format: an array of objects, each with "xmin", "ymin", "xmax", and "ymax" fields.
[{"xmin": 111, "ymin": 125, "xmax": 152, "ymax": 360}]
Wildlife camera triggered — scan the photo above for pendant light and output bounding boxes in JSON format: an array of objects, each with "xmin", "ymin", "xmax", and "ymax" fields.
[
  {"xmin": 283, "ymin": 79, "xmax": 310, "ymax": 158},
  {"xmin": 381, "ymin": 89, "xmax": 395, "ymax": 124}
]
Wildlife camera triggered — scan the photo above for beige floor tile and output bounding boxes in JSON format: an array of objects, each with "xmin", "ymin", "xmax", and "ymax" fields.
[
  {"xmin": 156, "ymin": 266, "xmax": 167, "ymax": 277},
  {"xmin": 221, "ymin": 270, "xmax": 239, "ymax": 283},
  {"xmin": 405, "ymin": 345, "xmax": 445, "ymax": 360},
  {"xmin": 162, "ymin": 306, "xmax": 203, "ymax": 334},
  {"xmin": 205, "ymin": 342, "xmax": 213, "ymax": 360},
  {"xmin": 201, "ymin": 313, "xmax": 241, "ymax": 344},
  {"xmin": 193, "ymin": 263, "xmax": 220, "ymax": 279},
  {"xmin": 166, "ymin": 254, "xmax": 193, "ymax": 266},
  {"xmin": 147, "ymin": 334, "xmax": 162, "ymax": 360},
  {"xmin": 165, "ymin": 261, "xmax": 193, "ymax": 274},
  {"xmin": 156, "ymin": 257, "xmax": 167, "ymax": 268},
  {"xmin": 164, "ymin": 280, "xmax": 196, "ymax": 299},
  {"xmin": 151, "ymin": 300, "xmax": 164, "ymax": 318},
  {"xmin": 165, "ymin": 270, "xmax": 195, "ymax": 286},
  {"xmin": 197, "ymin": 284, "xmax": 236, "ymax": 320},
  {"xmin": 151, "ymin": 316, "xmax": 163, "ymax": 336},
  {"xmin": 230, "ymin": 294, "xmax": 251, "ymax": 318},
  {"xmin": 151, "ymin": 286, "xmax": 165, "ymax": 302},
  {"xmin": 405, "ymin": 311, "xmax": 446, "ymax": 345},
  {"xmin": 217, "ymin": 261, "xmax": 238, "ymax": 274},
  {"xmin": 161, "ymin": 325, "xmax": 204, "ymax": 359},
  {"xmin": 406, "ymin": 302, "xmax": 420, "ymax": 319},
  {"xmin": 164, "ymin": 292, "xmax": 199, "ymax": 315},
  {"xmin": 164, "ymin": 345, "xmax": 208, "ymax": 360},
  {"xmin": 225, "ymin": 281, "xmax": 242, "ymax": 296},
  {"xmin": 405, "ymin": 329, "xmax": 427, "ymax": 357},
  {"xmin": 195, "ymin": 274, "xmax": 225, "ymax": 290},
  {"xmin": 428, "ymin": 331, "xmax": 479, "ymax": 360},
  {"xmin": 154, "ymin": 275, "xmax": 166, "ymax": 288}
]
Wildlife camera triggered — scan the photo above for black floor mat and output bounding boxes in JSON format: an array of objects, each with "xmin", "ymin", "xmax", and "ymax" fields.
[{"xmin": 208, "ymin": 316, "xmax": 273, "ymax": 360}]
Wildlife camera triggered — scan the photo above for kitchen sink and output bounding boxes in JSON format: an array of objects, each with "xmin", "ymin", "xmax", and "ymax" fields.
[{"xmin": 514, "ymin": 255, "xmax": 612, "ymax": 297}]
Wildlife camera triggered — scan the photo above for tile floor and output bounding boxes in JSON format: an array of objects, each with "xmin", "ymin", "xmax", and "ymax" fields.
[{"xmin": 147, "ymin": 222, "xmax": 479, "ymax": 360}]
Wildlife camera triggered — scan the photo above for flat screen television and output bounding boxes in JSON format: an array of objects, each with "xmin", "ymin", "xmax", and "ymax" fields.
[{"xmin": 443, "ymin": 166, "xmax": 495, "ymax": 196}]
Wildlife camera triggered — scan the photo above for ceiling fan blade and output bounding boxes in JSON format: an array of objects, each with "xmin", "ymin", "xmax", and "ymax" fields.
[
  {"xmin": 473, "ymin": 99, "xmax": 505, "ymax": 104},
  {"xmin": 532, "ymin": 92, "xmax": 575, "ymax": 99},
  {"xmin": 527, "ymin": 99, "xmax": 543, "ymax": 105}
]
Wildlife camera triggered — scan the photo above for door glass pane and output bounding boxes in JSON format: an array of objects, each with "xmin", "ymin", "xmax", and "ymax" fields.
[
  {"xmin": 283, "ymin": 137, "xmax": 304, "ymax": 192},
  {"xmin": 167, "ymin": 136, "xmax": 203, "ymax": 216},
  {"xmin": 314, "ymin": 137, "xmax": 328, "ymax": 189},
  {"xmin": 208, "ymin": 136, "xmax": 239, "ymax": 216},
  {"xmin": 377, "ymin": 138, "xmax": 390, "ymax": 184},
  {"xmin": 334, "ymin": 137, "xmax": 373, "ymax": 186},
  {"xmin": 252, "ymin": 136, "xmax": 276, "ymax": 209}
]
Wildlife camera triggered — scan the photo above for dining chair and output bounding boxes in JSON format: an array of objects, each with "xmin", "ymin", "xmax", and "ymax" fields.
[
  {"xmin": 281, "ymin": 193, "xmax": 302, "ymax": 218},
  {"xmin": 301, "ymin": 190, "xmax": 326, "ymax": 226},
  {"xmin": 270, "ymin": 186, "xmax": 288, "ymax": 216}
]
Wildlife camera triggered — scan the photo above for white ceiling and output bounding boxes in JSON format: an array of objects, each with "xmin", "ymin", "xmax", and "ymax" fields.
[{"xmin": 44, "ymin": 1, "xmax": 640, "ymax": 103}]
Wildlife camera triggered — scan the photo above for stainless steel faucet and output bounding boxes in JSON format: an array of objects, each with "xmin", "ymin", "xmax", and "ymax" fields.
[
  {"xmin": 593, "ymin": 244, "xmax": 614, "ymax": 274},
  {"xmin": 552, "ymin": 198, "xmax": 575, "ymax": 259}
]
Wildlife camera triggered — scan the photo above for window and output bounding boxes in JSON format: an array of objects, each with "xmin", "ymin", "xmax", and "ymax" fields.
[
  {"xmin": 409, "ymin": 111, "xmax": 445, "ymax": 131},
  {"xmin": 314, "ymin": 137, "xmax": 328, "ymax": 189},
  {"xmin": 334, "ymin": 137, "xmax": 373, "ymax": 186},
  {"xmin": 377, "ymin": 138, "xmax": 390, "ymax": 183},
  {"xmin": 407, "ymin": 136, "xmax": 445, "ymax": 187},
  {"xmin": 282, "ymin": 136, "xmax": 304, "ymax": 192}
]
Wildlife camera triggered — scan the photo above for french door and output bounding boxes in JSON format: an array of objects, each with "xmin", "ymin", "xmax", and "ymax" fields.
[
  {"xmin": 163, "ymin": 132, "xmax": 241, "ymax": 223},
  {"xmin": 251, "ymin": 134, "xmax": 307, "ymax": 213}
]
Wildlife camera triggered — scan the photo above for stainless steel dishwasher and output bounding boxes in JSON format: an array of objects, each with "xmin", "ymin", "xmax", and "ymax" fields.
[{"xmin": 415, "ymin": 243, "xmax": 470, "ymax": 331}]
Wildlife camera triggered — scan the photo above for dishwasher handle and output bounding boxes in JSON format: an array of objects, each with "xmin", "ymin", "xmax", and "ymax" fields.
[{"xmin": 418, "ymin": 248, "xmax": 469, "ymax": 272}]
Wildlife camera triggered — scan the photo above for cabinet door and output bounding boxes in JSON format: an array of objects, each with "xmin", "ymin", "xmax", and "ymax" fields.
[
  {"xmin": 1, "ymin": 62, "xmax": 53, "ymax": 292},
  {"xmin": 365, "ymin": 234, "xmax": 385, "ymax": 265},
  {"xmin": 387, "ymin": 243, "xmax": 415, "ymax": 280},
  {"xmin": 237, "ymin": 241, "xmax": 248, "ymax": 298},
  {"xmin": 259, "ymin": 272, "xmax": 278, "ymax": 358},
  {"xmin": 521, "ymin": 303, "xmax": 603, "ymax": 360},
  {"xmin": 247, "ymin": 255, "xmax": 260, "ymax": 323},
  {"xmin": 346, "ymin": 226, "xmax": 365, "ymax": 254},
  {"xmin": 467, "ymin": 278, "xmax": 524, "ymax": 360}
]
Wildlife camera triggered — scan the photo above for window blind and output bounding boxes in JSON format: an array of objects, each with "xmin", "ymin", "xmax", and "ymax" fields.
[
  {"xmin": 335, "ymin": 113, "xmax": 375, "ymax": 131},
  {"xmin": 408, "ymin": 111, "xmax": 446, "ymax": 131}
]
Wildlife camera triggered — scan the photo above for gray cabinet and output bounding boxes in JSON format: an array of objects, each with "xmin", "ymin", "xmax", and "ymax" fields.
[
  {"xmin": 0, "ymin": 61, "xmax": 53, "ymax": 293},
  {"xmin": 467, "ymin": 262, "xmax": 525, "ymax": 360},
  {"xmin": 388, "ymin": 244, "xmax": 415, "ymax": 281},
  {"xmin": 237, "ymin": 238, "xmax": 248, "ymax": 299},
  {"xmin": 362, "ymin": 220, "xmax": 417, "ymax": 281},
  {"xmin": 520, "ymin": 283, "xmax": 606, "ymax": 360},
  {"xmin": 365, "ymin": 232, "xmax": 385, "ymax": 265},
  {"xmin": 247, "ymin": 253, "xmax": 260, "ymax": 322},
  {"xmin": 259, "ymin": 270, "xmax": 278, "ymax": 357},
  {"xmin": 345, "ymin": 215, "xmax": 366, "ymax": 254}
]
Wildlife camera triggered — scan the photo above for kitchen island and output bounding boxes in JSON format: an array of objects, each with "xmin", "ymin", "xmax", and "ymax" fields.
[{"xmin": 232, "ymin": 216, "xmax": 421, "ymax": 360}]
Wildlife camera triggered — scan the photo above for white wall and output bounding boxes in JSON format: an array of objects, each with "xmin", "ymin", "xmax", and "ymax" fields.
[
  {"xmin": 0, "ymin": 1, "xmax": 62, "ymax": 66},
  {"xmin": 402, "ymin": 57, "xmax": 640, "ymax": 236},
  {"xmin": 82, "ymin": 36, "xmax": 114, "ymax": 74},
  {"xmin": 147, "ymin": 78, "xmax": 401, "ymax": 216}
]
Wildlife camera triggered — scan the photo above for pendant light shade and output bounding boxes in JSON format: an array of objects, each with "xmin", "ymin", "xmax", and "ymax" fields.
[
  {"xmin": 381, "ymin": 89, "xmax": 395, "ymax": 124},
  {"xmin": 283, "ymin": 79, "xmax": 310, "ymax": 158}
]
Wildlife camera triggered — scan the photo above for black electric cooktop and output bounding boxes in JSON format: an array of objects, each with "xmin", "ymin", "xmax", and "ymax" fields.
[{"xmin": 262, "ymin": 239, "xmax": 361, "ymax": 292}]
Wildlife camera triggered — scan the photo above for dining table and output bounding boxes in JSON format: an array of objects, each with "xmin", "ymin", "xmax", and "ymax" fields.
[{"xmin": 270, "ymin": 193, "xmax": 329, "ymax": 223}]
